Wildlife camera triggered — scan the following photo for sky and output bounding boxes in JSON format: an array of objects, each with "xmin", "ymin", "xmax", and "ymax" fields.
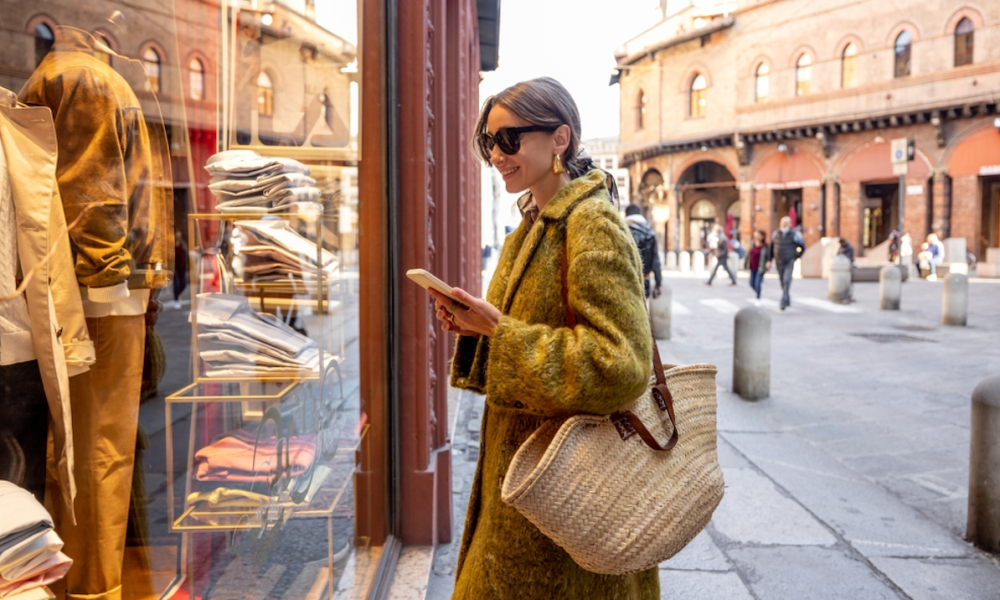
[{"xmin": 480, "ymin": 0, "xmax": 662, "ymax": 141}]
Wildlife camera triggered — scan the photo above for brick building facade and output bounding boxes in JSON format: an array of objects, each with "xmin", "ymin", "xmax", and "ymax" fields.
[{"xmin": 615, "ymin": 0, "xmax": 1000, "ymax": 260}]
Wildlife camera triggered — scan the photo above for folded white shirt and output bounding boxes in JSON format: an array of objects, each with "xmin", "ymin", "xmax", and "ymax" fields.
[
  {"xmin": 236, "ymin": 219, "xmax": 336, "ymax": 268},
  {"xmin": 194, "ymin": 293, "xmax": 315, "ymax": 358}
]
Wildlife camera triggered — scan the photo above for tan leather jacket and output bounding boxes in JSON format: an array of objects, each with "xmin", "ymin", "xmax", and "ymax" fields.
[
  {"xmin": 20, "ymin": 27, "xmax": 173, "ymax": 300},
  {"xmin": 0, "ymin": 87, "xmax": 96, "ymax": 520}
]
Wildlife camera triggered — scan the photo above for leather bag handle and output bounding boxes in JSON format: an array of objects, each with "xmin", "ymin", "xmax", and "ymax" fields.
[{"xmin": 561, "ymin": 236, "xmax": 679, "ymax": 451}]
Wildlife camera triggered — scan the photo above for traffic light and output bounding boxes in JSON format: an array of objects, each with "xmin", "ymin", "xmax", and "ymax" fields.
[{"xmin": 906, "ymin": 138, "xmax": 915, "ymax": 161}]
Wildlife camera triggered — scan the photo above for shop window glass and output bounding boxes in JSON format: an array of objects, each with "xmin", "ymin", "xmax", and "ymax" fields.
[
  {"xmin": 954, "ymin": 18, "xmax": 973, "ymax": 67},
  {"xmin": 841, "ymin": 43, "xmax": 858, "ymax": 88},
  {"xmin": 755, "ymin": 62, "xmax": 769, "ymax": 103},
  {"xmin": 257, "ymin": 71, "xmax": 274, "ymax": 116},
  {"xmin": 34, "ymin": 22, "xmax": 54, "ymax": 66},
  {"xmin": 690, "ymin": 74, "xmax": 706, "ymax": 118},
  {"xmin": 894, "ymin": 30, "xmax": 911, "ymax": 78},
  {"xmin": 142, "ymin": 46, "xmax": 161, "ymax": 92},
  {"xmin": 795, "ymin": 53, "xmax": 811, "ymax": 96},
  {"xmin": 189, "ymin": 58, "xmax": 204, "ymax": 100},
  {"xmin": 636, "ymin": 89, "xmax": 647, "ymax": 130},
  {"xmin": 6, "ymin": 3, "xmax": 379, "ymax": 598}
]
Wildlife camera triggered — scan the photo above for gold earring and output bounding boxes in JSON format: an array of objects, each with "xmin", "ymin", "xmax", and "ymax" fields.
[{"xmin": 552, "ymin": 153, "xmax": 564, "ymax": 175}]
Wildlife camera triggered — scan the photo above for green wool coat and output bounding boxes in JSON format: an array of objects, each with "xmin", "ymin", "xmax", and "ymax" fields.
[{"xmin": 449, "ymin": 170, "xmax": 658, "ymax": 599}]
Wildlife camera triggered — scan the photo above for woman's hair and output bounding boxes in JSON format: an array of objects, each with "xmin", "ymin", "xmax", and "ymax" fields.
[
  {"xmin": 474, "ymin": 78, "xmax": 616, "ymax": 203},
  {"xmin": 756, "ymin": 229, "xmax": 767, "ymax": 243}
]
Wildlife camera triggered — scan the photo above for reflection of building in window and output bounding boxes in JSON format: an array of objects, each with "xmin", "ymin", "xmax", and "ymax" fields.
[
  {"xmin": 894, "ymin": 31, "xmax": 911, "ymax": 78},
  {"xmin": 189, "ymin": 58, "xmax": 205, "ymax": 100},
  {"xmin": 690, "ymin": 74, "xmax": 706, "ymax": 118},
  {"xmin": 954, "ymin": 18, "xmax": 973, "ymax": 67},
  {"xmin": 841, "ymin": 43, "xmax": 858, "ymax": 88},
  {"xmin": 636, "ymin": 90, "xmax": 647, "ymax": 130},
  {"xmin": 795, "ymin": 54, "xmax": 811, "ymax": 96},
  {"xmin": 34, "ymin": 23, "xmax": 54, "ymax": 66},
  {"xmin": 257, "ymin": 71, "xmax": 274, "ymax": 116},
  {"xmin": 754, "ymin": 63, "xmax": 769, "ymax": 103},
  {"xmin": 143, "ymin": 47, "xmax": 161, "ymax": 92},
  {"xmin": 95, "ymin": 33, "xmax": 114, "ymax": 64}
]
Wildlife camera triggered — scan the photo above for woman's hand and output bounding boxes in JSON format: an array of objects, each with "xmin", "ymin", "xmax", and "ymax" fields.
[{"xmin": 428, "ymin": 288, "xmax": 501, "ymax": 338}]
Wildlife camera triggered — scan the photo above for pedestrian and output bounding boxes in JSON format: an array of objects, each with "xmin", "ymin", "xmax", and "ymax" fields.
[
  {"xmin": 730, "ymin": 229, "xmax": 746, "ymax": 260},
  {"xmin": 625, "ymin": 204, "xmax": 662, "ymax": 298},
  {"xmin": 706, "ymin": 224, "xmax": 737, "ymax": 285},
  {"xmin": 172, "ymin": 230, "xmax": 188, "ymax": 309},
  {"xmin": 770, "ymin": 216, "xmax": 804, "ymax": 310},
  {"xmin": 427, "ymin": 77, "xmax": 658, "ymax": 600},
  {"xmin": 916, "ymin": 232, "xmax": 945, "ymax": 280},
  {"xmin": 748, "ymin": 229, "xmax": 770, "ymax": 299},
  {"xmin": 837, "ymin": 237, "xmax": 855, "ymax": 303}
]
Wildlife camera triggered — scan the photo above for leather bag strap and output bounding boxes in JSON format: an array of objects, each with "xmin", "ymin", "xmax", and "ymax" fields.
[{"xmin": 561, "ymin": 232, "xmax": 678, "ymax": 451}]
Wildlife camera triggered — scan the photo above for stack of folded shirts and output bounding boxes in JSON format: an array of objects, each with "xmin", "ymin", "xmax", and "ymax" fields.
[
  {"xmin": 193, "ymin": 429, "xmax": 317, "ymax": 483},
  {"xmin": 205, "ymin": 150, "xmax": 322, "ymax": 214},
  {"xmin": 235, "ymin": 219, "xmax": 338, "ymax": 284},
  {"xmin": 195, "ymin": 293, "xmax": 327, "ymax": 378},
  {"xmin": 0, "ymin": 483, "xmax": 72, "ymax": 599}
]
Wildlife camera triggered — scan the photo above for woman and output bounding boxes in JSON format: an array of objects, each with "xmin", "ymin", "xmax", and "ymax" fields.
[
  {"xmin": 748, "ymin": 229, "xmax": 770, "ymax": 299},
  {"xmin": 427, "ymin": 78, "xmax": 657, "ymax": 599}
]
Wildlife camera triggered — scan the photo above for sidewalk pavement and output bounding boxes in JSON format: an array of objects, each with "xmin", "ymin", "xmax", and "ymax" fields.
[{"xmin": 427, "ymin": 272, "xmax": 1000, "ymax": 600}]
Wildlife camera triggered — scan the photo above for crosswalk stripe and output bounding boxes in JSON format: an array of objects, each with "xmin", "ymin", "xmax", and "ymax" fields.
[
  {"xmin": 671, "ymin": 301, "xmax": 691, "ymax": 315},
  {"xmin": 795, "ymin": 297, "xmax": 863, "ymax": 314},
  {"xmin": 699, "ymin": 298, "xmax": 741, "ymax": 315}
]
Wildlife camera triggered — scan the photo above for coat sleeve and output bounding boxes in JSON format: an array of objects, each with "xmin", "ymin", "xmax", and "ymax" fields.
[
  {"xmin": 24, "ymin": 68, "xmax": 133, "ymax": 297},
  {"xmin": 484, "ymin": 210, "xmax": 652, "ymax": 417},
  {"xmin": 651, "ymin": 238, "xmax": 662, "ymax": 288}
]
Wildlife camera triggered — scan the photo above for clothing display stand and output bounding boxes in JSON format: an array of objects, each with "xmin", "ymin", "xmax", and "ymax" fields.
[{"xmin": 163, "ymin": 212, "xmax": 362, "ymax": 600}]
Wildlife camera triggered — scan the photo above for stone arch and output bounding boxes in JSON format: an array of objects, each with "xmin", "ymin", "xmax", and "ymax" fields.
[
  {"xmin": 787, "ymin": 45, "xmax": 817, "ymax": 69},
  {"xmin": 885, "ymin": 21, "xmax": 921, "ymax": 47},
  {"xmin": 944, "ymin": 6, "xmax": 985, "ymax": 34},
  {"xmin": 834, "ymin": 34, "xmax": 865, "ymax": 57},
  {"xmin": 678, "ymin": 64, "xmax": 712, "ymax": 93},
  {"xmin": 672, "ymin": 154, "xmax": 738, "ymax": 184}
]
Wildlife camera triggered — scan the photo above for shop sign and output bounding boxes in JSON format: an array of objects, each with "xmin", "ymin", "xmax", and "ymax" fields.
[
  {"xmin": 980, "ymin": 165, "xmax": 1000, "ymax": 176},
  {"xmin": 906, "ymin": 185, "xmax": 924, "ymax": 196}
]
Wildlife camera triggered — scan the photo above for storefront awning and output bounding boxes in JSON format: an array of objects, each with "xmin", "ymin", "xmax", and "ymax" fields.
[
  {"xmin": 840, "ymin": 141, "xmax": 929, "ymax": 182},
  {"xmin": 948, "ymin": 126, "xmax": 1000, "ymax": 177}
]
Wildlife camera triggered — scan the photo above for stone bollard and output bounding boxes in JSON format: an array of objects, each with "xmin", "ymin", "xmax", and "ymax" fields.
[
  {"xmin": 733, "ymin": 306, "xmax": 770, "ymax": 400},
  {"xmin": 828, "ymin": 255, "xmax": 852, "ymax": 302},
  {"xmin": 942, "ymin": 272, "xmax": 968, "ymax": 326},
  {"xmin": 679, "ymin": 251, "xmax": 691, "ymax": 273},
  {"xmin": 693, "ymin": 252, "xmax": 706, "ymax": 276},
  {"xmin": 968, "ymin": 374, "xmax": 1000, "ymax": 553},
  {"xmin": 879, "ymin": 265, "xmax": 902, "ymax": 310},
  {"xmin": 650, "ymin": 283, "xmax": 671, "ymax": 340},
  {"xmin": 666, "ymin": 251, "xmax": 678, "ymax": 271}
]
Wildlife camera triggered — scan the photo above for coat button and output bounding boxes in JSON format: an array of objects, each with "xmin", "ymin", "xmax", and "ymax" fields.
[{"xmin": 514, "ymin": 401, "xmax": 524, "ymax": 409}]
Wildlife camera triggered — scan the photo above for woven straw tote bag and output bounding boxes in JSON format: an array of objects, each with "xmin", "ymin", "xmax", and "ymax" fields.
[{"xmin": 499, "ymin": 239, "xmax": 725, "ymax": 575}]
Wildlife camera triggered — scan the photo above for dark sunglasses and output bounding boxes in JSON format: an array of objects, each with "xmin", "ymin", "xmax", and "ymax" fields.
[{"xmin": 477, "ymin": 125, "xmax": 558, "ymax": 156}]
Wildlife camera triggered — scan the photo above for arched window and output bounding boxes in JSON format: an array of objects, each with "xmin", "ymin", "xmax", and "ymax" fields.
[
  {"xmin": 894, "ymin": 31, "xmax": 911, "ymax": 78},
  {"xmin": 94, "ymin": 33, "xmax": 113, "ymax": 64},
  {"xmin": 34, "ymin": 23, "xmax": 54, "ymax": 66},
  {"xmin": 142, "ymin": 47, "xmax": 161, "ymax": 92},
  {"xmin": 257, "ymin": 71, "xmax": 274, "ymax": 116},
  {"xmin": 636, "ymin": 90, "xmax": 647, "ymax": 130},
  {"xmin": 841, "ymin": 43, "xmax": 858, "ymax": 88},
  {"xmin": 954, "ymin": 18, "xmax": 973, "ymax": 67},
  {"xmin": 189, "ymin": 58, "xmax": 205, "ymax": 101},
  {"xmin": 690, "ymin": 74, "xmax": 706, "ymax": 118},
  {"xmin": 795, "ymin": 54, "xmax": 812, "ymax": 96},
  {"xmin": 754, "ymin": 63, "xmax": 769, "ymax": 103}
]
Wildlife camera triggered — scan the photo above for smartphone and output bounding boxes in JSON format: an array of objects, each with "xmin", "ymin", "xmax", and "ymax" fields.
[{"xmin": 406, "ymin": 269, "xmax": 469, "ymax": 309}]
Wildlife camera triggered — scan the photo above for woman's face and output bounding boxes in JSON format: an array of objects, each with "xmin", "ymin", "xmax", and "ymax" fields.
[
  {"xmin": 486, "ymin": 104, "xmax": 560, "ymax": 195},
  {"xmin": 754, "ymin": 231, "xmax": 763, "ymax": 244}
]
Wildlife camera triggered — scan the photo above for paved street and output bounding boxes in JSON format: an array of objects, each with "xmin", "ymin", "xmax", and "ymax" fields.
[{"xmin": 428, "ymin": 270, "xmax": 1000, "ymax": 599}]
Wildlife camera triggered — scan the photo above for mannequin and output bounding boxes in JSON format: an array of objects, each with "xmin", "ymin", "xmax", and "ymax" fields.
[{"xmin": 20, "ymin": 23, "xmax": 172, "ymax": 600}]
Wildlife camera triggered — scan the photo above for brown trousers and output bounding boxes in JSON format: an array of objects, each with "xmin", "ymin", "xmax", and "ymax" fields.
[{"xmin": 52, "ymin": 315, "xmax": 145, "ymax": 600}]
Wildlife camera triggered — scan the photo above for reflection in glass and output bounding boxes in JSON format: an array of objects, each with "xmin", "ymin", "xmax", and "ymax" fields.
[
  {"xmin": 755, "ymin": 62, "xmax": 769, "ymax": 103},
  {"xmin": 34, "ymin": 23, "xmax": 54, "ymax": 66},
  {"xmin": 189, "ymin": 58, "xmax": 205, "ymax": 101},
  {"xmin": 257, "ymin": 71, "xmax": 274, "ymax": 117},
  {"xmin": 795, "ymin": 54, "xmax": 811, "ymax": 96},
  {"xmin": 143, "ymin": 46, "xmax": 161, "ymax": 92}
]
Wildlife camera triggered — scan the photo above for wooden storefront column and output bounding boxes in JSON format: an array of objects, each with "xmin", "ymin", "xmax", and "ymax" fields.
[{"xmin": 396, "ymin": 0, "xmax": 482, "ymax": 546}]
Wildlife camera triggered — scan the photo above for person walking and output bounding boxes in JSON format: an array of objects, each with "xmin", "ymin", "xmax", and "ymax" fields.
[
  {"xmin": 837, "ymin": 237, "xmax": 856, "ymax": 303},
  {"xmin": 625, "ymin": 204, "xmax": 662, "ymax": 298},
  {"xmin": 770, "ymin": 216, "xmax": 804, "ymax": 310},
  {"xmin": 426, "ymin": 77, "xmax": 658, "ymax": 600},
  {"xmin": 706, "ymin": 224, "xmax": 737, "ymax": 285},
  {"xmin": 748, "ymin": 230, "xmax": 770, "ymax": 299}
]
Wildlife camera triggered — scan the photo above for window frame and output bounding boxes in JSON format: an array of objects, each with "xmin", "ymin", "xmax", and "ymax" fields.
[
  {"xmin": 795, "ymin": 53, "xmax": 812, "ymax": 97},
  {"xmin": 754, "ymin": 62, "xmax": 769, "ymax": 104},
  {"xmin": 689, "ymin": 74, "xmax": 707, "ymax": 119},
  {"xmin": 257, "ymin": 70, "xmax": 274, "ymax": 117},
  {"xmin": 636, "ymin": 89, "xmax": 647, "ymax": 131},
  {"xmin": 841, "ymin": 42, "xmax": 858, "ymax": 88},
  {"xmin": 894, "ymin": 30, "xmax": 912, "ymax": 78},
  {"xmin": 954, "ymin": 17, "xmax": 973, "ymax": 67},
  {"xmin": 141, "ymin": 46, "xmax": 162, "ymax": 92},
  {"xmin": 188, "ymin": 57, "xmax": 205, "ymax": 101},
  {"xmin": 33, "ymin": 22, "xmax": 55, "ymax": 67}
]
